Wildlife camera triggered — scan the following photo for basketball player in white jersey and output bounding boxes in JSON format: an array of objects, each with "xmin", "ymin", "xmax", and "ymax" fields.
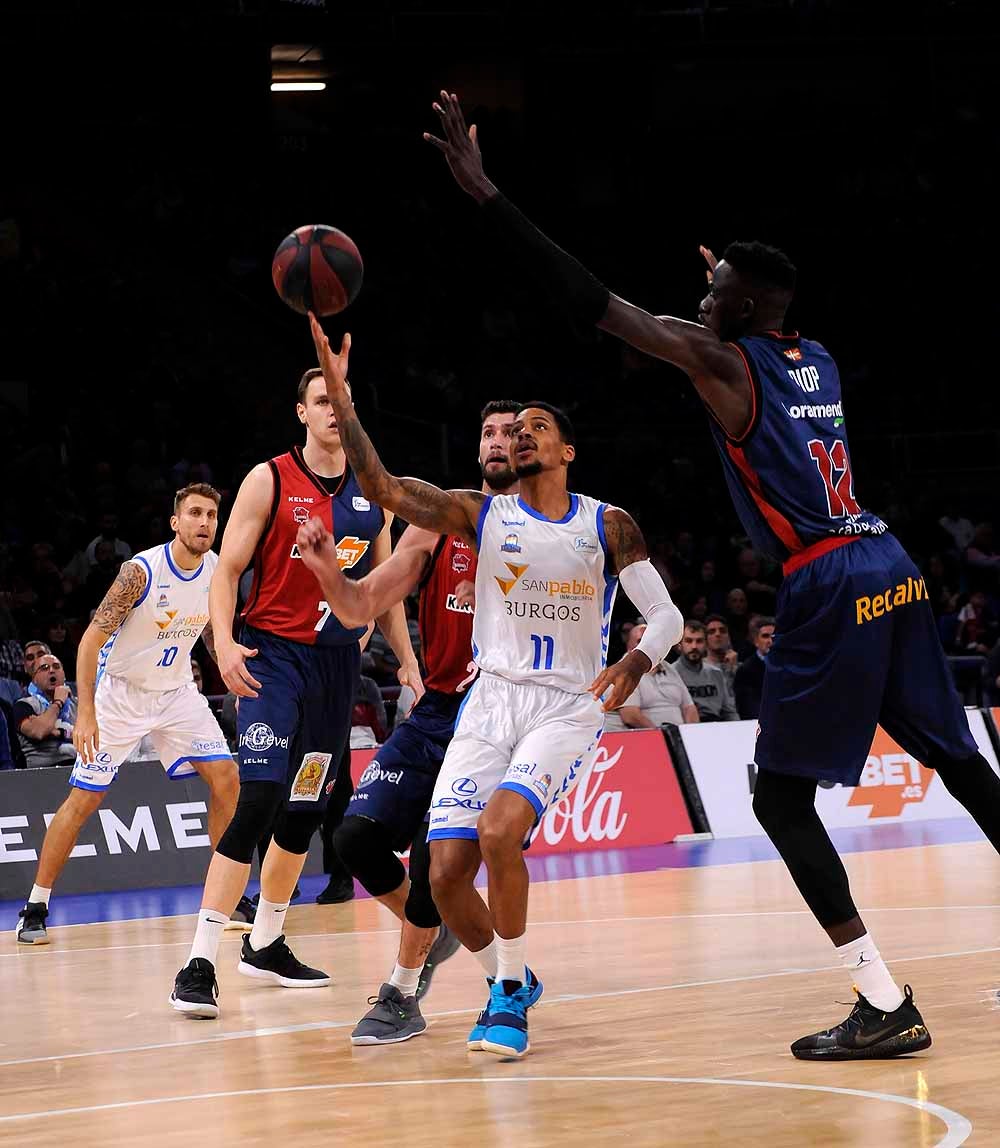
[
  {"xmin": 15, "ymin": 484, "xmax": 239, "ymax": 945},
  {"xmin": 305, "ymin": 315, "xmax": 683, "ymax": 1056}
]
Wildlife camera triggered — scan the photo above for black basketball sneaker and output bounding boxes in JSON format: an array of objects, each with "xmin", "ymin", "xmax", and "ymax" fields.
[
  {"xmin": 791, "ymin": 983, "xmax": 931, "ymax": 1060},
  {"xmin": 237, "ymin": 934, "xmax": 331, "ymax": 988},
  {"xmin": 170, "ymin": 958, "xmax": 220, "ymax": 1019}
]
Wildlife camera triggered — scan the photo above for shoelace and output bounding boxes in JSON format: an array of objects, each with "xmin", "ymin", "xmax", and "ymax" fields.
[{"xmin": 366, "ymin": 994, "xmax": 407, "ymax": 1018}]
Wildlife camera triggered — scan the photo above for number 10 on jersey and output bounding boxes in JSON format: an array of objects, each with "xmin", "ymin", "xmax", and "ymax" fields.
[{"xmin": 530, "ymin": 633, "xmax": 555, "ymax": 671}]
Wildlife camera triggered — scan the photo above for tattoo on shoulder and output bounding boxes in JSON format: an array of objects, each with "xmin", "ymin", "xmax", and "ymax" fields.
[
  {"xmin": 93, "ymin": 562, "xmax": 147, "ymax": 635},
  {"xmin": 603, "ymin": 507, "xmax": 648, "ymax": 576}
]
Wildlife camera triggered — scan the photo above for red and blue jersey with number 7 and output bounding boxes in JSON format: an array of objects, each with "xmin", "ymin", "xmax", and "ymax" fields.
[{"xmin": 705, "ymin": 331, "xmax": 886, "ymax": 566}]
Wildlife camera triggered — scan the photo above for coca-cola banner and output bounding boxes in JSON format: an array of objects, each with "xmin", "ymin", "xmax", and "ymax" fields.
[{"xmin": 350, "ymin": 730, "xmax": 693, "ymax": 855}]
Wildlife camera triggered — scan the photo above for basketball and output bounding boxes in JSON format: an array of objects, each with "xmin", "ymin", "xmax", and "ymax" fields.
[{"xmin": 271, "ymin": 224, "xmax": 364, "ymax": 317}]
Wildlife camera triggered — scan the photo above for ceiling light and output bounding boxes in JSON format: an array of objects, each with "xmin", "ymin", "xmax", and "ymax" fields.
[{"xmin": 270, "ymin": 81, "xmax": 326, "ymax": 92}]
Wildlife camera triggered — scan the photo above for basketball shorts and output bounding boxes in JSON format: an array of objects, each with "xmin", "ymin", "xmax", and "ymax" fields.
[
  {"xmin": 426, "ymin": 672, "xmax": 605, "ymax": 844},
  {"xmin": 236, "ymin": 624, "xmax": 358, "ymax": 812},
  {"xmin": 347, "ymin": 688, "xmax": 463, "ymax": 851},
  {"xmin": 69, "ymin": 674, "xmax": 231, "ymax": 792},
  {"xmin": 756, "ymin": 531, "xmax": 979, "ymax": 786}
]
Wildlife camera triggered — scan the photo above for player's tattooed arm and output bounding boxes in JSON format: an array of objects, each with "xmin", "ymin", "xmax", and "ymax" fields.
[
  {"xmin": 602, "ymin": 507, "xmax": 649, "ymax": 577},
  {"xmin": 92, "ymin": 562, "xmax": 148, "ymax": 636},
  {"xmin": 308, "ymin": 313, "xmax": 485, "ymax": 545}
]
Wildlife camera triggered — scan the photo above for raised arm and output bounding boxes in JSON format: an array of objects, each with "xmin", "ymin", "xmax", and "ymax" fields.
[
  {"xmin": 424, "ymin": 91, "xmax": 752, "ymax": 437},
  {"xmin": 308, "ymin": 316, "xmax": 485, "ymax": 544},
  {"xmin": 72, "ymin": 560, "xmax": 148, "ymax": 763}
]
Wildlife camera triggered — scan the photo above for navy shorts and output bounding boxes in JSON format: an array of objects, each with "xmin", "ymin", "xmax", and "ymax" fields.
[
  {"xmin": 236, "ymin": 624, "xmax": 359, "ymax": 811},
  {"xmin": 347, "ymin": 688, "xmax": 462, "ymax": 852},
  {"xmin": 756, "ymin": 532, "xmax": 978, "ymax": 785}
]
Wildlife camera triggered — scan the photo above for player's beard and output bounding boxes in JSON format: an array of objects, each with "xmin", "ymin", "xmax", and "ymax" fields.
[
  {"xmin": 514, "ymin": 459, "xmax": 543, "ymax": 478},
  {"xmin": 481, "ymin": 459, "xmax": 518, "ymax": 491}
]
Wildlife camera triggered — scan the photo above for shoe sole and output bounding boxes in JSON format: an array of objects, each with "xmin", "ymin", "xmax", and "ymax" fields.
[
  {"xmin": 223, "ymin": 920, "xmax": 253, "ymax": 931},
  {"xmin": 169, "ymin": 993, "xmax": 219, "ymax": 1020},
  {"xmin": 350, "ymin": 1025, "xmax": 427, "ymax": 1046},
  {"xmin": 481, "ymin": 1037, "xmax": 529, "ymax": 1058},
  {"xmin": 16, "ymin": 934, "xmax": 50, "ymax": 945},
  {"xmin": 237, "ymin": 961, "xmax": 331, "ymax": 988},
  {"xmin": 792, "ymin": 1027, "xmax": 932, "ymax": 1061}
]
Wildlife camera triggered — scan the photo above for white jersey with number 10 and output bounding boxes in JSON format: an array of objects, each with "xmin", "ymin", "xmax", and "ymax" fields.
[
  {"xmin": 98, "ymin": 543, "xmax": 216, "ymax": 692},
  {"xmin": 472, "ymin": 493, "xmax": 617, "ymax": 694}
]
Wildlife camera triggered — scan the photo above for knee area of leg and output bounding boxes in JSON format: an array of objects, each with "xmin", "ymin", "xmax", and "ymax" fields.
[
  {"xmin": 333, "ymin": 816, "xmax": 404, "ymax": 896},
  {"xmin": 272, "ymin": 808, "xmax": 323, "ymax": 856},
  {"xmin": 477, "ymin": 815, "xmax": 521, "ymax": 859},
  {"xmin": 404, "ymin": 874, "xmax": 441, "ymax": 930},
  {"xmin": 216, "ymin": 782, "xmax": 284, "ymax": 864}
]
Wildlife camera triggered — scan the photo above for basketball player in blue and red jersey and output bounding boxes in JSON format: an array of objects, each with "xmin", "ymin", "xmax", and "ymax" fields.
[
  {"xmin": 296, "ymin": 400, "xmax": 522, "ymax": 1045},
  {"xmin": 171, "ymin": 367, "xmax": 422, "ymax": 1018},
  {"xmin": 425, "ymin": 91, "xmax": 1000, "ymax": 1060}
]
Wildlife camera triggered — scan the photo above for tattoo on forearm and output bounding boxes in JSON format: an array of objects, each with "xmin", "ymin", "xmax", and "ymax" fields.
[
  {"xmin": 604, "ymin": 508, "xmax": 648, "ymax": 576},
  {"xmin": 334, "ymin": 404, "xmax": 392, "ymax": 501},
  {"xmin": 92, "ymin": 562, "xmax": 147, "ymax": 635}
]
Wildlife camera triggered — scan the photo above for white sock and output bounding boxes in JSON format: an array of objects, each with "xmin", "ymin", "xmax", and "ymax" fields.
[
  {"xmin": 471, "ymin": 938, "xmax": 499, "ymax": 980},
  {"xmin": 837, "ymin": 932, "xmax": 904, "ymax": 1011},
  {"xmin": 188, "ymin": 909, "xmax": 228, "ymax": 966},
  {"xmin": 249, "ymin": 897, "xmax": 289, "ymax": 952},
  {"xmin": 389, "ymin": 962, "xmax": 422, "ymax": 998},
  {"xmin": 494, "ymin": 932, "xmax": 527, "ymax": 988},
  {"xmin": 29, "ymin": 884, "xmax": 51, "ymax": 907}
]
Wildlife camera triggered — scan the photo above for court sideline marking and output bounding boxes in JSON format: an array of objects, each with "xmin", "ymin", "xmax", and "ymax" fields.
[{"xmin": 0, "ymin": 1075, "xmax": 972, "ymax": 1145}]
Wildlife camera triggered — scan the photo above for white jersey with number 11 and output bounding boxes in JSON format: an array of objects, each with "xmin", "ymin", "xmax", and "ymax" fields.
[{"xmin": 472, "ymin": 493, "xmax": 616, "ymax": 694}]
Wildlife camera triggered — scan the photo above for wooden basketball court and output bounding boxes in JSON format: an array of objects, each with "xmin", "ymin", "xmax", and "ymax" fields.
[{"xmin": 2, "ymin": 839, "xmax": 998, "ymax": 1145}]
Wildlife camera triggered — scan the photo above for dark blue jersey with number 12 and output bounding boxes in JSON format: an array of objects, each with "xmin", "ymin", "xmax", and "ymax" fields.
[{"xmin": 706, "ymin": 331, "xmax": 886, "ymax": 567}]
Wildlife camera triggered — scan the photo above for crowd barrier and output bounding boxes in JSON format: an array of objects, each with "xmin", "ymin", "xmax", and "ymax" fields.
[{"xmin": 0, "ymin": 730, "xmax": 695, "ymax": 898}]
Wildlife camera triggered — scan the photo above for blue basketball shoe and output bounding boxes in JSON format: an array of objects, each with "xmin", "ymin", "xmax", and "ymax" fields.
[{"xmin": 467, "ymin": 967, "xmax": 542, "ymax": 1051}]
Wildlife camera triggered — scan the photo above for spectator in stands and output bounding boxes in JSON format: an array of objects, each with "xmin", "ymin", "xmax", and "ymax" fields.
[
  {"xmin": 705, "ymin": 615, "xmax": 739, "ymax": 682},
  {"xmin": 673, "ymin": 620, "xmax": 739, "ymax": 722},
  {"xmin": 939, "ymin": 505, "xmax": 975, "ymax": 554},
  {"xmin": 84, "ymin": 540, "xmax": 122, "ymax": 609},
  {"xmin": 955, "ymin": 590, "xmax": 998, "ymax": 656},
  {"xmin": 190, "ymin": 655, "xmax": 204, "ymax": 693},
  {"xmin": 609, "ymin": 624, "xmax": 699, "ymax": 731},
  {"xmin": 733, "ymin": 615, "xmax": 775, "ymax": 720},
  {"xmin": 352, "ymin": 672, "xmax": 389, "ymax": 746},
  {"xmin": 736, "ymin": 547, "xmax": 779, "ymax": 615},
  {"xmin": 724, "ymin": 587, "xmax": 752, "ymax": 654},
  {"xmin": 695, "ymin": 558, "xmax": 728, "ymax": 615},
  {"xmin": 13, "ymin": 653, "xmax": 76, "ymax": 766},
  {"xmin": 964, "ymin": 522, "xmax": 1000, "ymax": 592},
  {"xmin": 925, "ymin": 552, "xmax": 960, "ymax": 618},
  {"xmin": 1, "ymin": 638, "xmax": 50, "ymax": 707},
  {"xmin": 44, "ymin": 617, "xmax": 76, "ymax": 682},
  {"xmin": 84, "ymin": 511, "xmax": 132, "ymax": 567},
  {"xmin": 0, "ymin": 704, "xmax": 14, "ymax": 769},
  {"xmin": 984, "ymin": 640, "xmax": 1000, "ymax": 708}
]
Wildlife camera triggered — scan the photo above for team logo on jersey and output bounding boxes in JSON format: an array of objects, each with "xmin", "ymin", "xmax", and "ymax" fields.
[
  {"xmin": 292, "ymin": 506, "xmax": 310, "ymax": 525},
  {"xmin": 335, "ymin": 536, "xmax": 370, "ymax": 569},
  {"xmin": 783, "ymin": 347, "xmax": 803, "ymax": 361},
  {"xmin": 574, "ymin": 536, "xmax": 599, "ymax": 553},
  {"xmin": 353, "ymin": 495, "xmax": 371, "ymax": 512},
  {"xmin": 501, "ymin": 532, "xmax": 521, "ymax": 554},
  {"xmin": 240, "ymin": 722, "xmax": 290, "ymax": 753},
  {"xmin": 495, "ymin": 562, "xmax": 529, "ymax": 596},
  {"xmin": 154, "ymin": 610, "xmax": 178, "ymax": 631},
  {"xmin": 452, "ymin": 551, "xmax": 471, "ymax": 573},
  {"xmin": 156, "ymin": 593, "xmax": 170, "ymax": 608},
  {"xmin": 289, "ymin": 752, "xmax": 332, "ymax": 802},
  {"xmin": 532, "ymin": 772, "xmax": 552, "ymax": 799}
]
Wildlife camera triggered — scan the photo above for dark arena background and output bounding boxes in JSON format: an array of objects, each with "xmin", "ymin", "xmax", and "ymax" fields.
[{"xmin": 2, "ymin": 2, "xmax": 1000, "ymax": 1145}]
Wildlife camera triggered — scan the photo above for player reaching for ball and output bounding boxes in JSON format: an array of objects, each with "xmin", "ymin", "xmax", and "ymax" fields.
[
  {"xmin": 306, "ymin": 314, "xmax": 683, "ymax": 1057},
  {"xmin": 423, "ymin": 89, "xmax": 1000, "ymax": 1061}
]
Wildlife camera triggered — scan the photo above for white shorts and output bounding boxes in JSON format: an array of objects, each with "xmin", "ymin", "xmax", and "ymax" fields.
[
  {"xmin": 69, "ymin": 674, "xmax": 232, "ymax": 791},
  {"xmin": 426, "ymin": 672, "xmax": 605, "ymax": 843}
]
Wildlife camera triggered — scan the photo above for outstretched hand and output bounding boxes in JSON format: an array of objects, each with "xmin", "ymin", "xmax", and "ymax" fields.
[
  {"xmin": 308, "ymin": 312, "xmax": 351, "ymax": 401},
  {"xmin": 699, "ymin": 245, "xmax": 718, "ymax": 285},
  {"xmin": 423, "ymin": 90, "xmax": 495, "ymax": 203}
]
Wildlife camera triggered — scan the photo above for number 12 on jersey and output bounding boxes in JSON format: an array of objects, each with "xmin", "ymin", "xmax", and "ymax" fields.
[
  {"xmin": 529, "ymin": 633, "xmax": 555, "ymax": 671},
  {"xmin": 808, "ymin": 438, "xmax": 861, "ymax": 518}
]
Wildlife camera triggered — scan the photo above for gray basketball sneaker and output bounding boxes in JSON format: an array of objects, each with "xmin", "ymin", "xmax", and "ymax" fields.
[
  {"xmin": 15, "ymin": 902, "xmax": 49, "ymax": 945},
  {"xmin": 416, "ymin": 922, "xmax": 461, "ymax": 1001},
  {"xmin": 351, "ymin": 983, "xmax": 427, "ymax": 1045}
]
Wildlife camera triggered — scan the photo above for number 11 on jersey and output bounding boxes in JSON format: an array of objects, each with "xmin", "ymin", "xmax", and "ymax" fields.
[{"xmin": 530, "ymin": 633, "xmax": 555, "ymax": 671}]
